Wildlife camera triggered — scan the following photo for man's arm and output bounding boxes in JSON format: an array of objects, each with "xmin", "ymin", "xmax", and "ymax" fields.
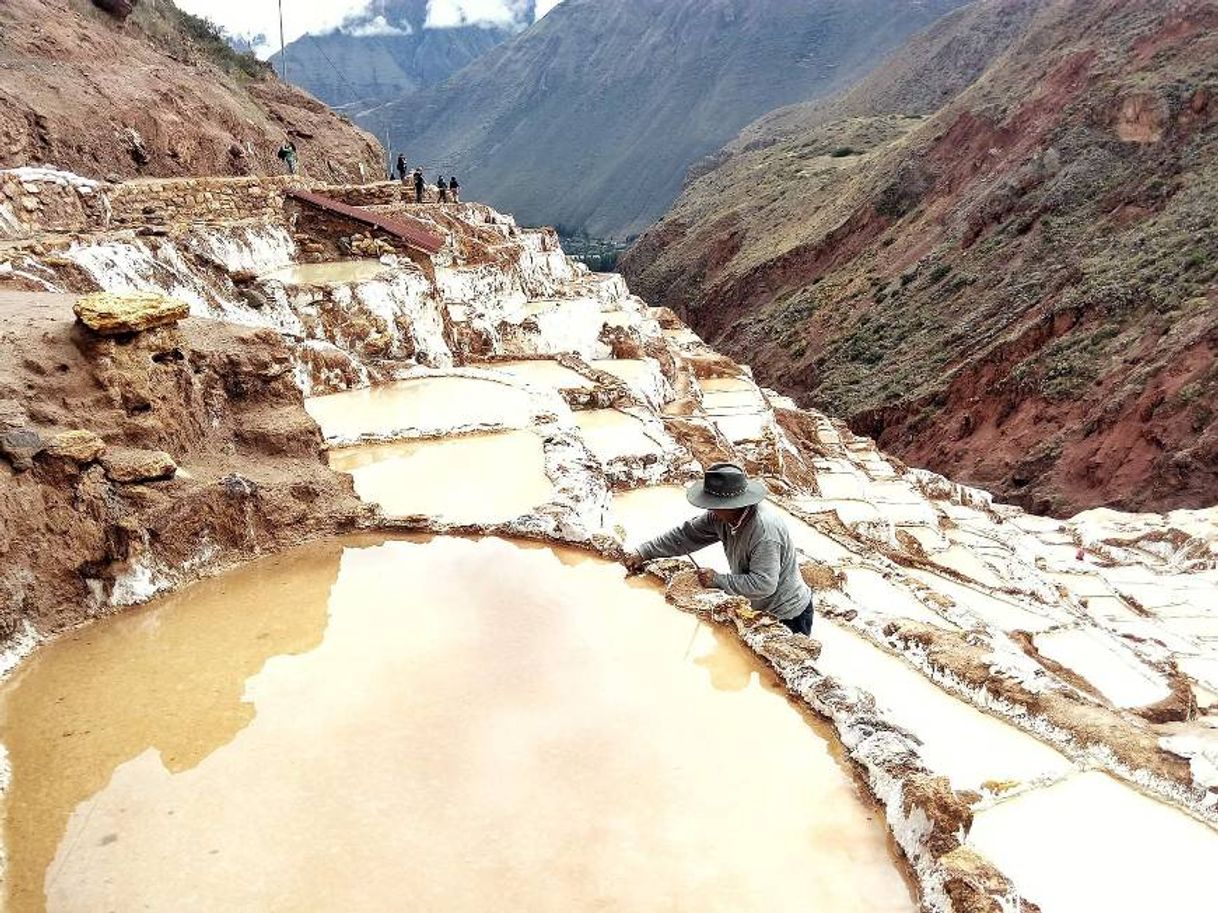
[
  {"xmin": 711, "ymin": 539, "xmax": 781, "ymax": 598},
  {"xmin": 636, "ymin": 513, "xmax": 720, "ymax": 561}
]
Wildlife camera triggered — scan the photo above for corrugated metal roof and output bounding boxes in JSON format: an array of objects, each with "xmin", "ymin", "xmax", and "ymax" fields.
[{"xmin": 287, "ymin": 189, "xmax": 445, "ymax": 255}]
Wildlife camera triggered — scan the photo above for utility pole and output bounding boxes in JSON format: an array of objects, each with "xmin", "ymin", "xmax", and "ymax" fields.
[{"xmin": 275, "ymin": 0, "xmax": 283, "ymax": 81}]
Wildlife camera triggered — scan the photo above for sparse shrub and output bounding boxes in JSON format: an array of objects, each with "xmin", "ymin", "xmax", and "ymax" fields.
[
  {"xmin": 172, "ymin": 9, "xmax": 266, "ymax": 79},
  {"xmin": 830, "ymin": 147, "xmax": 858, "ymax": 158},
  {"xmin": 926, "ymin": 263, "xmax": 953, "ymax": 285}
]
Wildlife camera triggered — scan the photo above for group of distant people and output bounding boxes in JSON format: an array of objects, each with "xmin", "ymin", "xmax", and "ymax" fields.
[
  {"xmin": 274, "ymin": 141, "xmax": 461, "ymax": 204},
  {"xmin": 396, "ymin": 154, "xmax": 460, "ymax": 204}
]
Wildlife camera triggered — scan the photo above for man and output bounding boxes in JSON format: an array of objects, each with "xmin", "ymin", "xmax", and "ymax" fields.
[
  {"xmin": 624, "ymin": 463, "xmax": 814, "ymax": 635},
  {"xmin": 449, "ymin": 175, "xmax": 460, "ymax": 202},
  {"xmin": 437, "ymin": 175, "xmax": 449, "ymax": 203},
  {"xmin": 277, "ymin": 139, "xmax": 298, "ymax": 175},
  {"xmin": 396, "ymin": 153, "xmax": 408, "ymax": 183},
  {"xmin": 413, "ymin": 168, "xmax": 425, "ymax": 203}
]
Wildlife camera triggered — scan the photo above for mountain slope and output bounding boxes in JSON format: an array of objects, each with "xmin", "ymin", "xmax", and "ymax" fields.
[
  {"xmin": 372, "ymin": 0, "xmax": 969, "ymax": 239},
  {"xmin": 269, "ymin": 1, "xmax": 523, "ymax": 110},
  {"xmin": 621, "ymin": 0, "xmax": 1218, "ymax": 516},
  {"xmin": 0, "ymin": 0, "xmax": 383, "ymax": 183}
]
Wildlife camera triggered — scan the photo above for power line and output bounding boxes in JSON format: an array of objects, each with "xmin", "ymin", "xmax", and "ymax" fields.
[
  {"xmin": 278, "ymin": 0, "xmax": 287, "ymax": 80},
  {"xmin": 306, "ymin": 33, "xmax": 394, "ymax": 177}
]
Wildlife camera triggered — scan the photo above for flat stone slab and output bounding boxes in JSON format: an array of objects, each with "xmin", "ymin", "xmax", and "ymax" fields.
[
  {"xmin": 74, "ymin": 292, "xmax": 190, "ymax": 335},
  {"xmin": 101, "ymin": 449, "xmax": 177, "ymax": 483},
  {"xmin": 46, "ymin": 429, "xmax": 106, "ymax": 464}
]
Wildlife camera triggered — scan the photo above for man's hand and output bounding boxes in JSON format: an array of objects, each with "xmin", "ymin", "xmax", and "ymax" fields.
[
  {"xmin": 696, "ymin": 568, "xmax": 717, "ymax": 588},
  {"xmin": 623, "ymin": 550, "xmax": 648, "ymax": 575}
]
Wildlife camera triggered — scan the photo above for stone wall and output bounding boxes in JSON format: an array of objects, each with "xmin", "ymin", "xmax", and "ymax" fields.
[
  {"xmin": 0, "ymin": 168, "xmax": 110, "ymax": 240},
  {"xmin": 0, "ymin": 172, "xmax": 440, "ymax": 241},
  {"xmin": 105, "ymin": 176, "xmax": 302, "ymax": 229}
]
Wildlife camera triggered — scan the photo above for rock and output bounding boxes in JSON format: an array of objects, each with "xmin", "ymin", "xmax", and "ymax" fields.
[
  {"xmin": 101, "ymin": 449, "xmax": 177, "ymax": 483},
  {"xmin": 0, "ymin": 399, "xmax": 28, "ymax": 430},
  {"xmin": 74, "ymin": 291, "xmax": 190, "ymax": 335},
  {"xmin": 92, "ymin": 0, "xmax": 139, "ymax": 20},
  {"xmin": 238, "ymin": 287, "xmax": 271, "ymax": 310},
  {"xmin": 0, "ymin": 428, "xmax": 44, "ymax": 472},
  {"xmin": 46, "ymin": 429, "xmax": 106, "ymax": 464}
]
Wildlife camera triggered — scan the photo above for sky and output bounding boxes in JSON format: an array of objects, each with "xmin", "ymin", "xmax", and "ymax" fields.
[{"xmin": 176, "ymin": 0, "xmax": 565, "ymax": 57}]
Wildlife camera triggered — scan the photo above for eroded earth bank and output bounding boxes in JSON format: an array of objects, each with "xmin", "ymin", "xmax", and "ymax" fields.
[{"xmin": 1, "ymin": 170, "xmax": 1216, "ymax": 912}]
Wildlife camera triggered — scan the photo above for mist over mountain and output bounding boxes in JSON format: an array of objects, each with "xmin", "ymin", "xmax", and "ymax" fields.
[
  {"xmin": 268, "ymin": 1, "xmax": 546, "ymax": 111},
  {"xmin": 369, "ymin": 0, "xmax": 968, "ymax": 239}
]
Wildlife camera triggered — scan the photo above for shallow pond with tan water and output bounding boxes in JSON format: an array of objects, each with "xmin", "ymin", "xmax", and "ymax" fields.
[{"xmin": 0, "ymin": 537, "xmax": 917, "ymax": 913}]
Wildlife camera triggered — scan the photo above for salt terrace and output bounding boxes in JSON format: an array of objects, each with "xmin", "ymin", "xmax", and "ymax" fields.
[{"xmin": 1, "ymin": 172, "xmax": 1216, "ymax": 913}]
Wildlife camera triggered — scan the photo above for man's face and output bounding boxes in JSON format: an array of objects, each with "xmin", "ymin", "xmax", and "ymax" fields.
[{"xmin": 710, "ymin": 507, "xmax": 748, "ymax": 524}]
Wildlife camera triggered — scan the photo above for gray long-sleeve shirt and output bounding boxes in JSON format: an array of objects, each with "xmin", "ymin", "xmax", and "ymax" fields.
[{"xmin": 636, "ymin": 503, "xmax": 812, "ymax": 620}]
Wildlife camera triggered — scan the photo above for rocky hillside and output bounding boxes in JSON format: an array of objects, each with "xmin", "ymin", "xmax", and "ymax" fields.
[
  {"xmin": 269, "ymin": 0, "xmax": 526, "ymax": 111},
  {"xmin": 622, "ymin": 0, "xmax": 1218, "ymax": 517},
  {"xmin": 0, "ymin": 0, "xmax": 384, "ymax": 183},
  {"xmin": 372, "ymin": 0, "xmax": 969, "ymax": 239}
]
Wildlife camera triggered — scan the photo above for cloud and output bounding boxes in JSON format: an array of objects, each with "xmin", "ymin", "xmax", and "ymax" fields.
[
  {"xmin": 423, "ymin": 0, "xmax": 526, "ymax": 29},
  {"xmin": 175, "ymin": 0, "xmax": 377, "ymax": 57},
  {"xmin": 174, "ymin": 0, "xmax": 563, "ymax": 56},
  {"xmin": 343, "ymin": 15, "xmax": 413, "ymax": 38}
]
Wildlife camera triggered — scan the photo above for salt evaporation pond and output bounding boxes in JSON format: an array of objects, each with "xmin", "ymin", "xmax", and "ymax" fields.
[
  {"xmin": 305, "ymin": 376, "xmax": 534, "ymax": 440},
  {"xmin": 813, "ymin": 621, "xmax": 1073, "ymax": 791},
  {"xmin": 262, "ymin": 260, "xmax": 392, "ymax": 285},
  {"xmin": 481, "ymin": 359, "xmax": 593, "ymax": 390},
  {"xmin": 574, "ymin": 409, "xmax": 670, "ymax": 462},
  {"xmin": 0, "ymin": 537, "xmax": 917, "ymax": 913},
  {"xmin": 968, "ymin": 771, "xmax": 1218, "ymax": 913},
  {"xmin": 327, "ymin": 430, "xmax": 552, "ymax": 522}
]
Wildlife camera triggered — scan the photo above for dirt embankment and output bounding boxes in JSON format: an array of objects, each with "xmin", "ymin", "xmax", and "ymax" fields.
[
  {"xmin": 0, "ymin": 0, "xmax": 384, "ymax": 184},
  {"xmin": 622, "ymin": 0, "xmax": 1218, "ymax": 517},
  {"xmin": 0, "ymin": 292, "xmax": 369, "ymax": 641}
]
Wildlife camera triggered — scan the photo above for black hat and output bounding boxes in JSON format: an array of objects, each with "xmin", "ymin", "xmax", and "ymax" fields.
[{"xmin": 685, "ymin": 462, "xmax": 768, "ymax": 509}]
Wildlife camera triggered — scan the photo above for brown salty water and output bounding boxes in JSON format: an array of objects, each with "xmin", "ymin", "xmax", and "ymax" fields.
[
  {"xmin": 1, "ymin": 537, "xmax": 916, "ymax": 913},
  {"xmin": 326, "ymin": 430, "xmax": 553, "ymax": 522}
]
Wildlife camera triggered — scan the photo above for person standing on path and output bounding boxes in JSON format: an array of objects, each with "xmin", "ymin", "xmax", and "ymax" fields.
[
  {"xmin": 396, "ymin": 154, "xmax": 408, "ymax": 183},
  {"xmin": 437, "ymin": 176, "xmax": 449, "ymax": 203},
  {"xmin": 277, "ymin": 139, "xmax": 298, "ymax": 175},
  {"xmin": 413, "ymin": 168, "xmax": 425, "ymax": 203},
  {"xmin": 623, "ymin": 463, "xmax": 815, "ymax": 635},
  {"xmin": 449, "ymin": 175, "xmax": 460, "ymax": 202}
]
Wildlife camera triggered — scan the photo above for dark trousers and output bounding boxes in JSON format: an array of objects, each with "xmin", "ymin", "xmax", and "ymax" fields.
[{"xmin": 781, "ymin": 600, "xmax": 814, "ymax": 636}]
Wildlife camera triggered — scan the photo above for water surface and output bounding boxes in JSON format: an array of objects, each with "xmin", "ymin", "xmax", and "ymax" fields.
[{"xmin": 1, "ymin": 538, "xmax": 917, "ymax": 913}]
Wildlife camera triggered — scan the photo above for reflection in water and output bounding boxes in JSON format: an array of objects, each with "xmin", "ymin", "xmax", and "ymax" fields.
[
  {"xmin": 691, "ymin": 622, "xmax": 759, "ymax": 692},
  {"xmin": 0, "ymin": 541, "xmax": 344, "ymax": 913},
  {"xmin": 327, "ymin": 430, "xmax": 553, "ymax": 522},
  {"xmin": 4, "ymin": 538, "xmax": 915, "ymax": 913}
]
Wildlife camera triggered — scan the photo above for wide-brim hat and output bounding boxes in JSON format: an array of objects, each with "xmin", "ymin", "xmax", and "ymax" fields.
[{"xmin": 686, "ymin": 462, "xmax": 768, "ymax": 510}]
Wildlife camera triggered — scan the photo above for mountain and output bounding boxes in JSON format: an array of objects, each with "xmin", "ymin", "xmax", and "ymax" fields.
[
  {"xmin": 621, "ymin": 0, "xmax": 1218, "ymax": 516},
  {"xmin": 268, "ymin": 1, "xmax": 531, "ymax": 111},
  {"xmin": 369, "ymin": 0, "xmax": 970, "ymax": 239},
  {"xmin": 0, "ymin": 0, "xmax": 383, "ymax": 183}
]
